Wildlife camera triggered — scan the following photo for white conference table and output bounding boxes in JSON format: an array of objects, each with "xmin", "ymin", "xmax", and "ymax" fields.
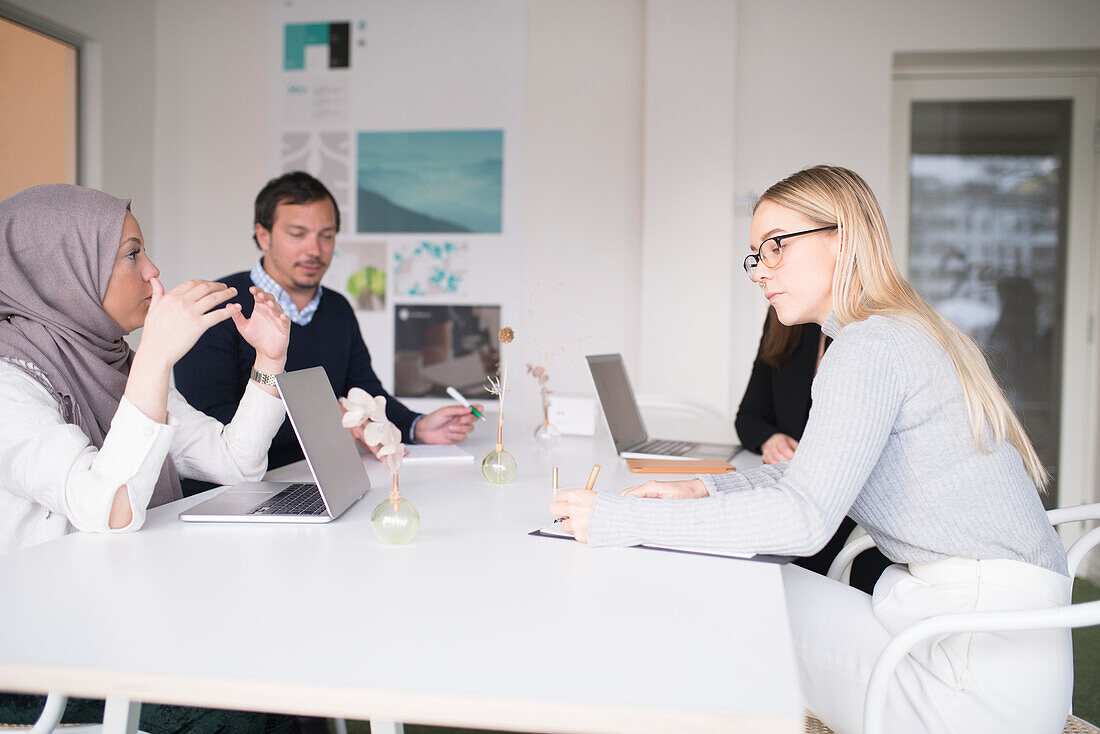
[{"xmin": 0, "ymin": 425, "xmax": 801, "ymax": 733}]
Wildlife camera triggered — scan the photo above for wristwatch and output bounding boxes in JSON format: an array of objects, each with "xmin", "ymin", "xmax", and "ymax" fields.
[{"xmin": 249, "ymin": 367, "xmax": 280, "ymax": 388}]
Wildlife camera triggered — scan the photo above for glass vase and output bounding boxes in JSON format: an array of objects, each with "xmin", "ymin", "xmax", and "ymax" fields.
[
  {"xmin": 371, "ymin": 496, "xmax": 420, "ymax": 545},
  {"xmin": 532, "ymin": 420, "xmax": 561, "ymax": 448},
  {"xmin": 481, "ymin": 447, "xmax": 518, "ymax": 484}
]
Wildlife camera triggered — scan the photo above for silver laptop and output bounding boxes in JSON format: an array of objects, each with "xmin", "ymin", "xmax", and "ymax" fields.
[
  {"xmin": 179, "ymin": 367, "xmax": 369, "ymax": 523},
  {"xmin": 586, "ymin": 354, "xmax": 740, "ymax": 461}
]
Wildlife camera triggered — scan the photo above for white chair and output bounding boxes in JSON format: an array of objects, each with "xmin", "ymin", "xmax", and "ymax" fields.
[
  {"xmin": 10, "ymin": 694, "xmax": 359, "ymax": 734},
  {"xmin": 635, "ymin": 394, "xmax": 726, "ymax": 421},
  {"xmin": 0, "ymin": 694, "xmax": 144, "ymax": 734},
  {"xmin": 807, "ymin": 504, "xmax": 1100, "ymax": 734},
  {"xmin": 634, "ymin": 394, "xmax": 733, "ymax": 449}
]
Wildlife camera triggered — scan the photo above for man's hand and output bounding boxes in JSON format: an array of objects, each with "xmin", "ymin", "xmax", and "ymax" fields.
[{"xmin": 413, "ymin": 405, "xmax": 481, "ymax": 444}]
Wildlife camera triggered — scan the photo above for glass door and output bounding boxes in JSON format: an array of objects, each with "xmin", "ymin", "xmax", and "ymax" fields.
[
  {"xmin": 892, "ymin": 73, "xmax": 1099, "ymax": 512},
  {"xmin": 907, "ymin": 100, "xmax": 1070, "ymax": 507}
]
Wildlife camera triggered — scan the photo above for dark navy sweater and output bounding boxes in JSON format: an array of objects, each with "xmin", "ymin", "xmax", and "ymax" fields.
[{"xmin": 174, "ymin": 271, "xmax": 419, "ymax": 478}]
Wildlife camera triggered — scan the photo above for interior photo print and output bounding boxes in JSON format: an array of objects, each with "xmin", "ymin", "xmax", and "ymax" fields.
[{"xmin": 393, "ymin": 303, "xmax": 500, "ymax": 398}]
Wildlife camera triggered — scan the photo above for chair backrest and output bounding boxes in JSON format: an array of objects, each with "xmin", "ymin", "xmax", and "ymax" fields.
[
  {"xmin": 635, "ymin": 395, "xmax": 726, "ymax": 421},
  {"xmin": 857, "ymin": 503, "xmax": 1100, "ymax": 734}
]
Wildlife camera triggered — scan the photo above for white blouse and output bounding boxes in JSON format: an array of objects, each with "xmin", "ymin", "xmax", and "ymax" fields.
[{"xmin": 0, "ymin": 360, "xmax": 286, "ymax": 556}]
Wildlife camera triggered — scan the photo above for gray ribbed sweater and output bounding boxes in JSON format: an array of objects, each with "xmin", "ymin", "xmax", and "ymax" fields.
[{"xmin": 589, "ymin": 313, "xmax": 1068, "ymax": 577}]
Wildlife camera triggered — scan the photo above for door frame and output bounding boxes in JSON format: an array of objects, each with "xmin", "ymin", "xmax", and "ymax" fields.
[{"xmin": 890, "ymin": 70, "xmax": 1100, "ymax": 523}]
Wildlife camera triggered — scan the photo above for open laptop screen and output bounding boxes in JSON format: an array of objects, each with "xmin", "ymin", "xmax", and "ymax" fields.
[
  {"xmin": 277, "ymin": 367, "xmax": 369, "ymax": 518},
  {"xmin": 586, "ymin": 354, "xmax": 648, "ymax": 451}
]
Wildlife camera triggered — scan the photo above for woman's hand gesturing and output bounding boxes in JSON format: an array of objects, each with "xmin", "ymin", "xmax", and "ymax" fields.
[
  {"xmin": 231, "ymin": 286, "xmax": 290, "ymax": 371},
  {"xmin": 139, "ymin": 279, "xmax": 240, "ymax": 367},
  {"xmin": 127, "ymin": 278, "xmax": 240, "ymax": 423}
]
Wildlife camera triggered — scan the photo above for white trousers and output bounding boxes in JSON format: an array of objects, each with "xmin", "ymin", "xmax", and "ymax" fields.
[{"xmin": 782, "ymin": 558, "xmax": 1072, "ymax": 734}]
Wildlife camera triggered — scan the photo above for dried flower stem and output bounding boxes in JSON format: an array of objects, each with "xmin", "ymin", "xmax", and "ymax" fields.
[
  {"xmin": 390, "ymin": 474, "xmax": 401, "ymax": 512},
  {"xmin": 496, "ymin": 339, "xmax": 509, "ymax": 451},
  {"xmin": 526, "ymin": 364, "xmax": 551, "ymax": 429}
]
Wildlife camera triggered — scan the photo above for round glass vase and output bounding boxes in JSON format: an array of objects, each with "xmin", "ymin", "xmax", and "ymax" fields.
[
  {"xmin": 532, "ymin": 421, "xmax": 561, "ymax": 448},
  {"xmin": 481, "ymin": 446, "xmax": 518, "ymax": 484},
  {"xmin": 371, "ymin": 496, "xmax": 420, "ymax": 545}
]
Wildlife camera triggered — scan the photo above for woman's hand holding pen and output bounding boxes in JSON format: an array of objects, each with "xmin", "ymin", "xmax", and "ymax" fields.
[
  {"xmin": 549, "ymin": 489, "xmax": 597, "ymax": 543},
  {"xmin": 549, "ymin": 464, "xmax": 600, "ymax": 542},
  {"xmin": 552, "ymin": 476, "xmax": 708, "ymax": 543}
]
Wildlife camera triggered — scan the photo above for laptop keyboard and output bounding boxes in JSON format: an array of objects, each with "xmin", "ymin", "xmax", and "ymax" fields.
[
  {"xmin": 248, "ymin": 483, "xmax": 327, "ymax": 516},
  {"xmin": 631, "ymin": 439, "xmax": 697, "ymax": 456}
]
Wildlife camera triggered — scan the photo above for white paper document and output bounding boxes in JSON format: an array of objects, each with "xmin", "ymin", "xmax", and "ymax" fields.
[
  {"xmin": 401, "ymin": 444, "xmax": 475, "ymax": 464},
  {"xmin": 532, "ymin": 522, "xmax": 753, "ymax": 559}
]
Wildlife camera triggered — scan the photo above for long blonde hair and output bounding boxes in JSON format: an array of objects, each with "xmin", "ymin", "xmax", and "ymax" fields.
[{"xmin": 757, "ymin": 165, "xmax": 1048, "ymax": 490}]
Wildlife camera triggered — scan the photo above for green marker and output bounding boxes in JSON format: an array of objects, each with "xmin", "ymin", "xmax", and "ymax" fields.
[{"xmin": 446, "ymin": 386, "xmax": 486, "ymax": 421}]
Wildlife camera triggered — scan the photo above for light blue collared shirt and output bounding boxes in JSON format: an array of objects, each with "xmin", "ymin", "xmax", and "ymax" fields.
[{"xmin": 249, "ymin": 259, "xmax": 322, "ymax": 326}]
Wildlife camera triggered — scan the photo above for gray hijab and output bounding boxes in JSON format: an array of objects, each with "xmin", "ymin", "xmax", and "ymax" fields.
[{"xmin": 0, "ymin": 184, "xmax": 181, "ymax": 507}]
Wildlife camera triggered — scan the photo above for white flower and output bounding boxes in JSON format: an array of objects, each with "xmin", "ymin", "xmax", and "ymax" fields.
[
  {"xmin": 341, "ymin": 389, "xmax": 404, "ymax": 476},
  {"xmin": 385, "ymin": 443, "xmax": 405, "ymax": 474},
  {"xmin": 340, "ymin": 388, "xmax": 387, "ymax": 428},
  {"xmin": 360, "ymin": 421, "xmax": 387, "ymax": 446},
  {"xmin": 355, "ymin": 412, "xmax": 402, "ymax": 448},
  {"xmin": 340, "ymin": 406, "xmax": 366, "ymax": 428}
]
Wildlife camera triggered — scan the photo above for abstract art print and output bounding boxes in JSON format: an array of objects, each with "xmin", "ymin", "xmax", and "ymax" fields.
[
  {"xmin": 393, "ymin": 240, "xmax": 469, "ymax": 297},
  {"xmin": 357, "ymin": 130, "xmax": 503, "ymax": 234}
]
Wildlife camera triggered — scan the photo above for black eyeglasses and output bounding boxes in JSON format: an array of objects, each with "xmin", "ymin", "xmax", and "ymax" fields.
[{"xmin": 743, "ymin": 225, "xmax": 838, "ymax": 279}]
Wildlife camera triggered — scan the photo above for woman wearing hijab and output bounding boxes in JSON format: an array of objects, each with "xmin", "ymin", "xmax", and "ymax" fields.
[
  {"xmin": 0, "ymin": 184, "xmax": 302, "ymax": 731},
  {"xmin": 0, "ymin": 183, "xmax": 291, "ymax": 554}
]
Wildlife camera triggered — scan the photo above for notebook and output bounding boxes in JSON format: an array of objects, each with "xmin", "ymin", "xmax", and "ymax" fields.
[
  {"xmin": 402, "ymin": 444, "xmax": 474, "ymax": 464},
  {"xmin": 179, "ymin": 367, "xmax": 369, "ymax": 524},
  {"xmin": 530, "ymin": 522, "xmax": 760, "ymax": 560},
  {"xmin": 586, "ymin": 354, "xmax": 740, "ymax": 461}
]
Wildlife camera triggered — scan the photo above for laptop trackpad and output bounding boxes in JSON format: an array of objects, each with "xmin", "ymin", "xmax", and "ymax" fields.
[{"xmin": 187, "ymin": 483, "xmax": 284, "ymax": 514}]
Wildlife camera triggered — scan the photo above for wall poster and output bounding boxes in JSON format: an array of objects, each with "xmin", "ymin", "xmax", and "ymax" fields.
[{"xmin": 269, "ymin": 0, "xmax": 523, "ymax": 406}]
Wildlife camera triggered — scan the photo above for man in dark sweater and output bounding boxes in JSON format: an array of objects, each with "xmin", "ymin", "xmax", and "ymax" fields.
[{"xmin": 175, "ymin": 172, "xmax": 479, "ymax": 494}]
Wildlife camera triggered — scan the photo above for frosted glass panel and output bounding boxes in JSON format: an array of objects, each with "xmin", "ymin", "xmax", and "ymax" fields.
[{"xmin": 908, "ymin": 101, "xmax": 1070, "ymax": 505}]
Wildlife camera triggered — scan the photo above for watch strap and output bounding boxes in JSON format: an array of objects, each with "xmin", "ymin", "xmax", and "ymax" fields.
[{"xmin": 250, "ymin": 367, "xmax": 279, "ymax": 388}]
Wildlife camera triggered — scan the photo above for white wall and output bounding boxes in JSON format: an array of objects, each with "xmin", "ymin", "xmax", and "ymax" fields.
[
  {"xmin": 735, "ymin": 0, "xmax": 1100, "ymax": 220},
  {"xmin": 144, "ymin": 0, "xmax": 646, "ymax": 428},
  {"xmin": 521, "ymin": 0, "xmax": 644, "ymax": 417},
  {"xmin": 729, "ymin": 0, "xmax": 1100, "ymax": 411},
  {"xmin": 151, "ymin": 0, "xmax": 268, "ymax": 288},
  {"xmin": 640, "ymin": 0, "xmax": 738, "ymax": 415},
  {"xmin": 14, "ymin": 0, "xmax": 1100, "ymax": 432}
]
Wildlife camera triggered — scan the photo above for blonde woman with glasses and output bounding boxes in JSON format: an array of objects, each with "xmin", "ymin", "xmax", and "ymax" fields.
[{"xmin": 552, "ymin": 166, "xmax": 1070, "ymax": 733}]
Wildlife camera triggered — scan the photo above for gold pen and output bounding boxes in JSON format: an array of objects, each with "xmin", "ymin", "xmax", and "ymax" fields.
[
  {"xmin": 584, "ymin": 464, "xmax": 600, "ymax": 491},
  {"xmin": 552, "ymin": 467, "xmax": 566, "ymax": 523}
]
